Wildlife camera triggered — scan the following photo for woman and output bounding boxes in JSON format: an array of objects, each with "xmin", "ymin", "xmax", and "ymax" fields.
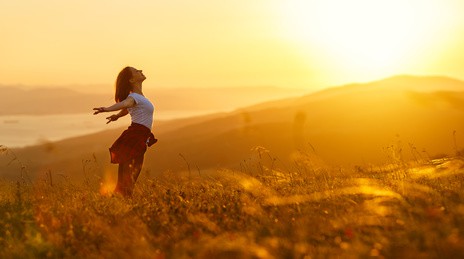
[{"xmin": 93, "ymin": 66, "xmax": 157, "ymax": 197}]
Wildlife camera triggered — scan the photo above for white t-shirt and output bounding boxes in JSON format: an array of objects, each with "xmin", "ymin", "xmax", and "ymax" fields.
[{"xmin": 127, "ymin": 93, "xmax": 154, "ymax": 130}]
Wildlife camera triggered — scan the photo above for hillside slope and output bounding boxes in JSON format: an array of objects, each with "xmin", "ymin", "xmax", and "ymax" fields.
[
  {"xmin": 1, "ymin": 75, "xmax": 463, "ymax": 180},
  {"xmin": 0, "ymin": 86, "xmax": 308, "ymax": 115}
]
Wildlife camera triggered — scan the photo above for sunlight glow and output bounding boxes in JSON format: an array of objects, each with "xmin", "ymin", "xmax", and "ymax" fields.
[
  {"xmin": 100, "ymin": 168, "xmax": 116, "ymax": 196},
  {"xmin": 1, "ymin": 1, "xmax": 463, "ymax": 88},
  {"xmin": 264, "ymin": 184, "xmax": 405, "ymax": 207},
  {"xmin": 276, "ymin": 0, "xmax": 457, "ymax": 78}
]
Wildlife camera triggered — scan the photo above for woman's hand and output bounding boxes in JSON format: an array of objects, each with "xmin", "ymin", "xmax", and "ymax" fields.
[
  {"xmin": 106, "ymin": 114, "xmax": 119, "ymax": 124},
  {"xmin": 93, "ymin": 107, "xmax": 106, "ymax": 115}
]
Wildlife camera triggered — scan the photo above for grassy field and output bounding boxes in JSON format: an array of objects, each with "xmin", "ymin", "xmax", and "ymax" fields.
[{"xmin": 1, "ymin": 148, "xmax": 464, "ymax": 258}]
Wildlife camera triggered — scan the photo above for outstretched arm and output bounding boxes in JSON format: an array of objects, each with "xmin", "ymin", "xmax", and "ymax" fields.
[
  {"xmin": 105, "ymin": 108, "xmax": 129, "ymax": 124},
  {"xmin": 93, "ymin": 96, "xmax": 135, "ymax": 114}
]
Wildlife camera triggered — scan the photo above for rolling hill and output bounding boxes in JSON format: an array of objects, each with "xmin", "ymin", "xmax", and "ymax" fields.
[
  {"xmin": 1, "ymin": 75, "xmax": 463, "ymax": 181},
  {"xmin": 0, "ymin": 85, "xmax": 308, "ymax": 115}
]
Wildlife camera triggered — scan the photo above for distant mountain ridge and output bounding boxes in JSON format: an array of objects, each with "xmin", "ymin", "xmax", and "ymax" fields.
[
  {"xmin": 236, "ymin": 75, "xmax": 464, "ymax": 112},
  {"xmin": 0, "ymin": 87, "xmax": 109, "ymax": 115},
  {"xmin": 1, "ymin": 75, "xmax": 463, "ymax": 180},
  {"xmin": 306, "ymin": 75, "xmax": 464, "ymax": 99},
  {"xmin": 0, "ymin": 85, "xmax": 309, "ymax": 115}
]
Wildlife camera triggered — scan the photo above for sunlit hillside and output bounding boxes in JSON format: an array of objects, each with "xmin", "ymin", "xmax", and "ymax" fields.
[
  {"xmin": 1, "ymin": 150, "xmax": 463, "ymax": 258},
  {"xmin": 1, "ymin": 75, "xmax": 464, "ymax": 258},
  {"xmin": 2, "ymin": 75, "xmax": 462, "ymax": 181}
]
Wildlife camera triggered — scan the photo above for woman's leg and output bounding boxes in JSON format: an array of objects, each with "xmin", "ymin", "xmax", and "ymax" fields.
[
  {"xmin": 114, "ymin": 162, "xmax": 131, "ymax": 196},
  {"xmin": 114, "ymin": 153, "xmax": 145, "ymax": 197},
  {"xmin": 130, "ymin": 153, "xmax": 145, "ymax": 187}
]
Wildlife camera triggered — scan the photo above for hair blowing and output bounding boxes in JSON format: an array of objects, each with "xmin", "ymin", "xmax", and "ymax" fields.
[{"xmin": 115, "ymin": 67, "xmax": 133, "ymax": 102}]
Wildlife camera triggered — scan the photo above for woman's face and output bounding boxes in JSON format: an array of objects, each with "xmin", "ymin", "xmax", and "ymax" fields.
[{"xmin": 130, "ymin": 67, "xmax": 146, "ymax": 83}]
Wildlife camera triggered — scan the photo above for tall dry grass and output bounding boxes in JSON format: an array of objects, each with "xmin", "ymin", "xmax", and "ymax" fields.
[{"xmin": 1, "ymin": 146, "xmax": 464, "ymax": 258}]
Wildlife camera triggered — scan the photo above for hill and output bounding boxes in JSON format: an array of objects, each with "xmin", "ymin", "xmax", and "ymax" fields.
[
  {"xmin": 1, "ymin": 75, "xmax": 463, "ymax": 180},
  {"xmin": 0, "ymin": 85, "xmax": 308, "ymax": 115}
]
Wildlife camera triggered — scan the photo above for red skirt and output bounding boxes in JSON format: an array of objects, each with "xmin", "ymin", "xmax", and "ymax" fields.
[{"xmin": 109, "ymin": 123, "xmax": 157, "ymax": 164}]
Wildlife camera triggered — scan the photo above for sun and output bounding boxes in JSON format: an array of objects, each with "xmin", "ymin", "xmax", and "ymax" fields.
[{"xmin": 275, "ymin": 0, "xmax": 454, "ymax": 78}]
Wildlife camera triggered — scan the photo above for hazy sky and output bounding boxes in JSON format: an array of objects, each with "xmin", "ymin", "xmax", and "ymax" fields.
[{"xmin": 1, "ymin": 0, "xmax": 464, "ymax": 92}]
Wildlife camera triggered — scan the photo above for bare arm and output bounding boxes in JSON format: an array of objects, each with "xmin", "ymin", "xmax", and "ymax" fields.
[
  {"xmin": 93, "ymin": 96, "xmax": 135, "ymax": 114},
  {"xmin": 104, "ymin": 108, "xmax": 129, "ymax": 124},
  {"xmin": 93, "ymin": 96, "xmax": 135, "ymax": 124},
  {"xmin": 114, "ymin": 108, "xmax": 129, "ymax": 118}
]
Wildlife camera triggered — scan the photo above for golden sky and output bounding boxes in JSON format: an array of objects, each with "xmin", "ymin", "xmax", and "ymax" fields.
[{"xmin": 1, "ymin": 0, "xmax": 464, "ymax": 91}]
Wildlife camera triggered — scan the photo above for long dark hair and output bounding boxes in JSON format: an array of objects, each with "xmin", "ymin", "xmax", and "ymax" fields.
[{"xmin": 115, "ymin": 67, "xmax": 133, "ymax": 102}]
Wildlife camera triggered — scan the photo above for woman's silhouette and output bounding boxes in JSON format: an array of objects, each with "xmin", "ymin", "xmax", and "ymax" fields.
[{"xmin": 93, "ymin": 66, "xmax": 157, "ymax": 197}]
